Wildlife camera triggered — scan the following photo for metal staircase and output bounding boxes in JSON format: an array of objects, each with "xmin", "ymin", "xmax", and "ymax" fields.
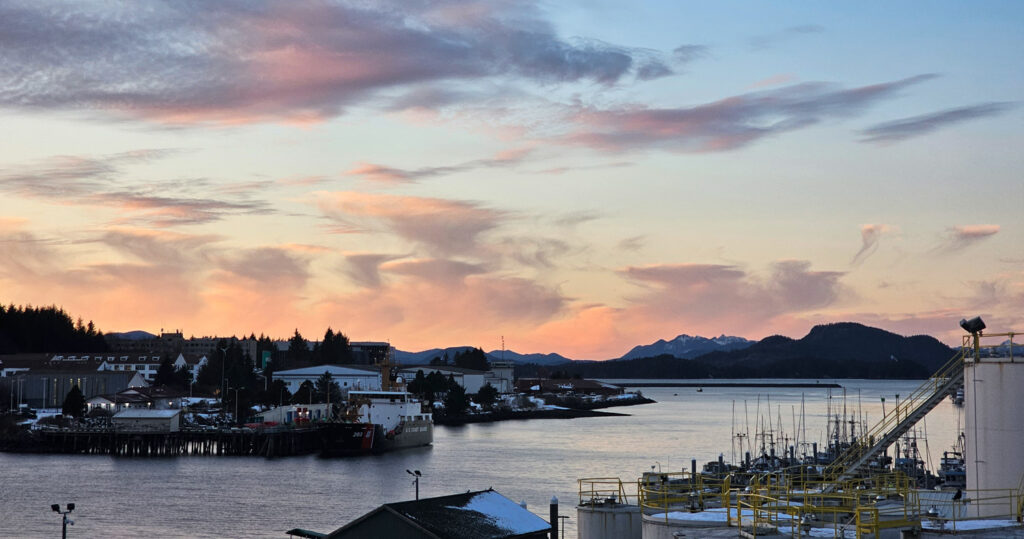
[{"xmin": 823, "ymin": 350, "xmax": 965, "ymax": 486}]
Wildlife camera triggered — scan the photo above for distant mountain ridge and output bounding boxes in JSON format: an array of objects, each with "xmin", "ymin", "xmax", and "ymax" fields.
[
  {"xmin": 696, "ymin": 322, "xmax": 956, "ymax": 373},
  {"xmin": 393, "ymin": 346, "xmax": 571, "ymax": 366},
  {"xmin": 619, "ymin": 333, "xmax": 753, "ymax": 360}
]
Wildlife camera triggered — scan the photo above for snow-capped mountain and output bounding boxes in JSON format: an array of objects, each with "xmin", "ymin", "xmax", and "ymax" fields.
[{"xmin": 618, "ymin": 333, "xmax": 753, "ymax": 360}]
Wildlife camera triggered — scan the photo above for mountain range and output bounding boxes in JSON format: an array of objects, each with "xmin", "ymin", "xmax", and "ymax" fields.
[{"xmin": 618, "ymin": 334, "xmax": 753, "ymax": 360}]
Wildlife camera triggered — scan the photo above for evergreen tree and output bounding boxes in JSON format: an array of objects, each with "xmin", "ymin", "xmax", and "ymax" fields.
[
  {"xmin": 174, "ymin": 365, "xmax": 193, "ymax": 391},
  {"xmin": 474, "ymin": 382, "xmax": 498, "ymax": 410},
  {"xmin": 154, "ymin": 355, "xmax": 177, "ymax": 386},
  {"xmin": 443, "ymin": 379, "xmax": 470, "ymax": 416},
  {"xmin": 61, "ymin": 385, "xmax": 86, "ymax": 418},
  {"xmin": 285, "ymin": 329, "xmax": 309, "ymax": 366},
  {"xmin": 291, "ymin": 380, "xmax": 316, "ymax": 405},
  {"xmin": 315, "ymin": 371, "xmax": 342, "ymax": 405},
  {"xmin": 453, "ymin": 348, "xmax": 490, "ymax": 371}
]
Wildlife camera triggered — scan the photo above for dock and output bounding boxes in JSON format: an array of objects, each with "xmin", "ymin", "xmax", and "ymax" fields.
[{"xmin": 13, "ymin": 427, "xmax": 324, "ymax": 457}]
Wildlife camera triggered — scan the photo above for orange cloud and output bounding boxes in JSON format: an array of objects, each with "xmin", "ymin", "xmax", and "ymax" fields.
[{"xmin": 316, "ymin": 191, "xmax": 505, "ymax": 256}]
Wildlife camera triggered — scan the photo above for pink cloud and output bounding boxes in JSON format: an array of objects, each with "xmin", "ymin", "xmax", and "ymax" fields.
[
  {"xmin": 560, "ymin": 75, "xmax": 936, "ymax": 152},
  {"xmin": 0, "ymin": 1, "xmax": 665, "ymax": 125},
  {"xmin": 316, "ymin": 191, "xmax": 506, "ymax": 256},
  {"xmin": 935, "ymin": 224, "xmax": 1000, "ymax": 253},
  {"xmin": 748, "ymin": 73, "xmax": 797, "ymax": 89}
]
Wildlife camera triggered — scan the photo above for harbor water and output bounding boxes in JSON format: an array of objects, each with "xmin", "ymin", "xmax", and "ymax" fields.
[{"xmin": 0, "ymin": 379, "xmax": 960, "ymax": 538}]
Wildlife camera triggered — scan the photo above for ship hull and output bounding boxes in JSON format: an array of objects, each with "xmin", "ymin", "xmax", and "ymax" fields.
[{"xmin": 319, "ymin": 418, "xmax": 433, "ymax": 457}]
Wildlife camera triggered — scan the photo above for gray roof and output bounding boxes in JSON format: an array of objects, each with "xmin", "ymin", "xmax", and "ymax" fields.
[
  {"xmin": 329, "ymin": 489, "xmax": 550, "ymax": 539},
  {"xmin": 113, "ymin": 409, "xmax": 181, "ymax": 419}
]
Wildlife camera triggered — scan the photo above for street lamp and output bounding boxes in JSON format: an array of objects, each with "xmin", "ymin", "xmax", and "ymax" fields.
[
  {"xmin": 406, "ymin": 469, "xmax": 422, "ymax": 500},
  {"xmin": 51, "ymin": 503, "xmax": 75, "ymax": 539},
  {"xmin": 228, "ymin": 387, "xmax": 243, "ymax": 425}
]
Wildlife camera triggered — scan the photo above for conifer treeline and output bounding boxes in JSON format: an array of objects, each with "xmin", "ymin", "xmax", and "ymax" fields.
[{"xmin": 0, "ymin": 304, "xmax": 108, "ymax": 354}]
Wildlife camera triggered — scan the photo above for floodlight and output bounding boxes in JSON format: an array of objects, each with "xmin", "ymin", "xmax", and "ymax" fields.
[
  {"xmin": 960, "ymin": 316, "xmax": 986, "ymax": 334},
  {"xmin": 67, "ymin": 503, "xmax": 74, "ymax": 512},
  {"xmin": 51, "ymin": 504, "xmax": 60, "ymax": 513}
]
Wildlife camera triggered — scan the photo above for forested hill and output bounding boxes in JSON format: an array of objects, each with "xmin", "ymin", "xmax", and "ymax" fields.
[
  {"xmin": 697, "ymin": 322, "xmax": 956, "ymax": 373},
  {"xmin": 0, "ymin": 305, "xmax": 108, "ymax": 354},
  {"xmin": 519, "ymin": 322, "xmax": 956, "ymax": 380}
]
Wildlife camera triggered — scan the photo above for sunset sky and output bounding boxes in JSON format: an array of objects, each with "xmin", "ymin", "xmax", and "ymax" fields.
[{"xmin": 0, "ymin": 1, "xmax": 1020, "ymax": 359}]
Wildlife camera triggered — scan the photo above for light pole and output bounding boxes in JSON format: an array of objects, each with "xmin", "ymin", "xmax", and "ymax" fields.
[
  {"xmin": 406, "ymin": 469, "xmax": 422, "ymax": 500},
  {"xmin": 51, "ymin": 503, "xmax": 74, "ymax": 539},
  {"xmin": 228, "ymin": 387, "xmax": 242, "ymax": 425}
]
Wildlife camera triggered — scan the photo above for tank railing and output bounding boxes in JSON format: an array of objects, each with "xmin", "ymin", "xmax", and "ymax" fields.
[
  {"xmin": 577, "ymin": 477, "xmax": 632, "ymax": 506},
  {"xmin": 638, "ymin": 471, "xmax": 722, "ymax": 523},
  {"xmin": 917, "ymin": 486, "xmax": 1024, "ymax": 534},
  {"xmin": 964, "ymin": 331, "xmax": 1019, "ymax": 363},
  {"xmin": 822, "ymin": 348, "xmax": 965, "ymax": 481},
  {"xmin": 736, "ymin": 490, "xmax": 880, "ymax": 538}
]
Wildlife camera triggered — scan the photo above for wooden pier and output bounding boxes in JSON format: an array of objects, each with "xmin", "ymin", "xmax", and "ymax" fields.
[{"xmin": 27, "ymin": 427, "xmax": 324, "ymax": 457}]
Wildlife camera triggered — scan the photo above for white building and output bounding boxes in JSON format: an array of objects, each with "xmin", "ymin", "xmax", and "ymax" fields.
[
  {"xmin": 253, "ymin": 403, "xmax": 332, "ymax": 425},
  {"xmin": 273, "ymin": 365, "xmax": 381, "ymax": 395},
  {"xmin": 398, "ymin": 366, "xmax": 489, "ymax": 394},
  {"xmin": 112, "ymin": 409, "xmax": 181, "ymax": 432}
]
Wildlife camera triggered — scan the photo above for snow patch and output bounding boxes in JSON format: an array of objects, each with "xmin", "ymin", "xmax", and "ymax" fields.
[{"xmin": 445, "ymin": 491, "xmax": 549, "ymax": 534}]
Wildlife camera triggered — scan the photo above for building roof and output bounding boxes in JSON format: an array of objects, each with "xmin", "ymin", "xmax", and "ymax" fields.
[
  {"xmin": 400, "ymin": 365, "xmax": 488, "ymax": 375},
  {"xmin": 328, "ymin": 489, "xmax": 550, "ymax": 539},
  {"xmin": 113, "ymin": 409, "xmax": 181, "ymax": 419},
  {"xmin": 275, "ymin": 364, "xmax": 380, "ymax": 377}
]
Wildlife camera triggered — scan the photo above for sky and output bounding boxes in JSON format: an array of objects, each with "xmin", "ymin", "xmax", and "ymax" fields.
[{"xmin": 0, "ymin": 1, "xmax": 1021, "ymax": 359}]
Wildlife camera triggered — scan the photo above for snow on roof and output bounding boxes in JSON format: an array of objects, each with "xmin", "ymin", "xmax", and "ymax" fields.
[
  {"xmin": 386, "ymin": 489, "xmax": 550, "ymax": 539},
  {"xmin": 113, "ymin": 409, "xmax": 181, "ymax": 419},
  {"xmin": 449, "ymin": 490, "xmax": 551, "ymax": 535}
]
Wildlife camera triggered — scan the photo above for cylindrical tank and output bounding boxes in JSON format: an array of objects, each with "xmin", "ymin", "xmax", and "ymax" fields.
[
  {"xmin": 576, "ymin": 502, "xmax": 641, "ymax": 539},
  {"xmin": 964, "ymin": 353, "xmax": 1024, "ymax": 518}
]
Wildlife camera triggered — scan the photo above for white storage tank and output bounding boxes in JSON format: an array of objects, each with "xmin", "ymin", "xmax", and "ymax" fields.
[
  {"xmin": 576, "ymin": 500, "xmax": 641, "ymax": 539},
  {"xmin": 964, "ymin": 332, "xmax": 1024, "ymax": 518}
]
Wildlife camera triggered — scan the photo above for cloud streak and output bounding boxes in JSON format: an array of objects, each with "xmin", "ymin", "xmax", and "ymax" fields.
[
  {"xmin": 851, "ymin": 224, "xmax": 891, "ymax": 265},
  {"xmin": 861, "ymin": 102, "xmax": 1015, "ymax": 143},
  {"xmin": 0, "ymin": 1, "xmax": 670, "ymax": 124},
  {"xmin": 316, "ymin": 191, "xmax": 506, "ymax": 256},
  {"xmin": 0, "ymin": 152, "xmax": 272, "ymax": 227},
  {"xmin": 935, "ymin": 224, "xmax": 1000, "ymax": 253},
  {"xmin": 559, "ymin": 75, "xmax": 936, "ymax": 152},
  {"xmin": 346, "ymin": 149, "xmax": 531, "ymax": 184}
]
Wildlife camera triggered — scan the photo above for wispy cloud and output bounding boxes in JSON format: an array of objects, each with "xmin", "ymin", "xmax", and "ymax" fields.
[
  {"xmin": 619, "ymin": 260, "xmax": 844, "ymax": 324},
  {"xmin": 748, "ymin": 73, "xmax": 798, "ymax": 89},
  {"xmin": 861, "ymin": 102, "xmax": 1015, "ymax": 143},
  {"xmin": 935, "ymin": 224, "xmax": 1000, "ymax": 253},
  {"xmin": 559, "ymin": 75, "xmax": 936, "ymax": 152},
  {"xmin": 316, "ymin": 191, "xmax": 506, "ymax": 256},
  {"xmin": 851, "ymin": 224, "xmax": 892, "ymax": 265},
  {"xmin": 345, "ymin": 148, "xmax": 531, "ymax": 184},
  {"xmin": 749, "ymin": 25, "xmax": 824, "ymax": 50},
  {"xmin": 0, "ymin": 151, "xmax": 272, "ymax": 227},
  {"xmin": 0, "ymin": 1, "xmax": 669, "ymax": 125},
  {"xmin": 672, "ymin": 44, "xmax": 708, "ymax": 64}
]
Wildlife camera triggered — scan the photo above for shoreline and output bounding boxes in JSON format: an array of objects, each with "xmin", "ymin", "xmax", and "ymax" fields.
[
  {"xmin": 434, "ymin": 395, "xmax": 655, "ymax": 426},
  {"xmin": 614, "ymin": 382, "xmax": 843, "ymax": 388}
]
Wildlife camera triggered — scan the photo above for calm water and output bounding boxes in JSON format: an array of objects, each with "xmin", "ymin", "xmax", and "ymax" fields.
[{"xmin": 0, "ymin": 379, "xmax": 961, "ymax": 538}]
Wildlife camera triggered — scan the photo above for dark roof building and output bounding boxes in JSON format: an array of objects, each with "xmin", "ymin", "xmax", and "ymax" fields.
[{"xmin": 288, "ymin": 489, "xmax": 551, "ymax": 539}]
